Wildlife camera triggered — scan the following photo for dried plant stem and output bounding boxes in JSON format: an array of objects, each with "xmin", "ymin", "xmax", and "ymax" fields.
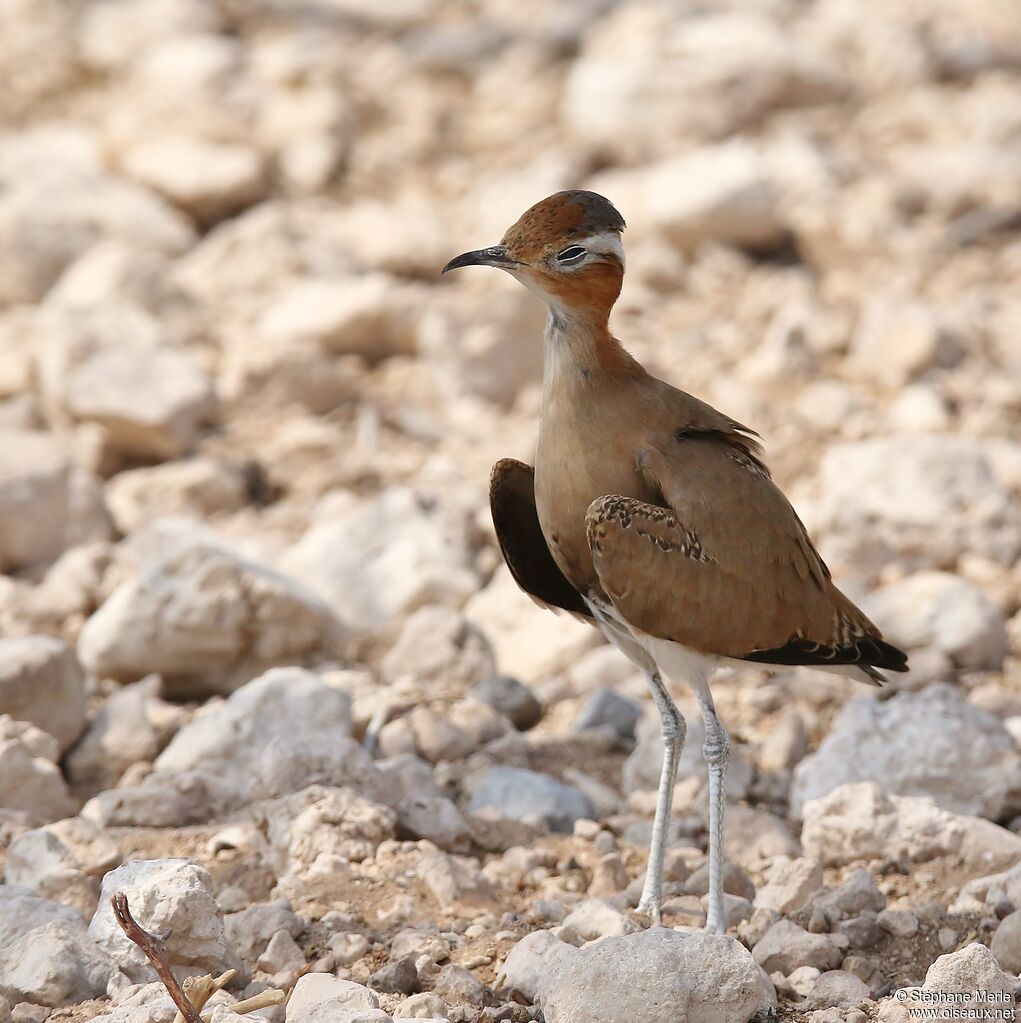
[{"xmin": 111, "ymin": 891, "xmax": 204, "ymax": 1023}]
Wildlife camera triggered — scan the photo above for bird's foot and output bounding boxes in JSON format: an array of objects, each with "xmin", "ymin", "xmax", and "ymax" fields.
[{"xmin": 636, "ymin": 891, "xmax": 663, "ymax": 928}]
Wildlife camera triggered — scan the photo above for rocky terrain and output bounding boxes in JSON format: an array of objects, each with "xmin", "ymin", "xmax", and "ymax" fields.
[{"xmin": 1, "ymin": 0, "xmax": 1021, "ymax": 1021}]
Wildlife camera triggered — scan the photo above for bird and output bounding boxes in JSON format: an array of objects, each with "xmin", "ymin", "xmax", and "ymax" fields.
[{"xmin": 442, "ymin": 190, "xmax": 908, "ymax": 934}]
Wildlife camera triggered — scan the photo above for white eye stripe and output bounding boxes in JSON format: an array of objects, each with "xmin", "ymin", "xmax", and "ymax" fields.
[{"xmin": 569, "ymin": 231, "xmax": 625, "ymax": 268}]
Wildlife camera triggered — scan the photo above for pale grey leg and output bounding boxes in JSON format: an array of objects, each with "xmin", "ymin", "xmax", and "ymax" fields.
[
  {"xmin": 698, "ymin": 692, "xmax": 730, "ymax": 934},
  {"xmin": 636, "ymin": 671, "xmax": 685, "ymax": 926}
]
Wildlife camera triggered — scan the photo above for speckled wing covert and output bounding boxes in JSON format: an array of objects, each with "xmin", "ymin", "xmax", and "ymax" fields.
[
  {"xmin": 490, "ymin": 458, "xmax": 593, "ymax": 620},
  {"xmin": 585, "ymin": 434, "xmax": 908, "ymax": 679}
]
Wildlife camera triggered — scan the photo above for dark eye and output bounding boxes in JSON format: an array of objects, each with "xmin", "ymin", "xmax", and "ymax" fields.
[{"xmin": 556, "ymin": 245, "xmax": 587, "ymax": 263}]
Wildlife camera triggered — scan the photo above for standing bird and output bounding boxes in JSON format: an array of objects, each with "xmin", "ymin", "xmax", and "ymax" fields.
[{"xmin": 443, "ymin": 190, "xmax": 907, "ymax": 933}]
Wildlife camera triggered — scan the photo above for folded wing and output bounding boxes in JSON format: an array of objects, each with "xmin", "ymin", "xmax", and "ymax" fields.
[
  {"xmin": 585, "ymin": 437, "xmax": 907, "ymax": 677},
  {"xmin": 490, "ymin": 458, "xmax": 593, "ymax": 620}
]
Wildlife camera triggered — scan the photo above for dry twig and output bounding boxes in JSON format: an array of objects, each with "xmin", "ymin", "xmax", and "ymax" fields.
[
  {"xmin": 112, "ymin": 890, "xmax": 289, "ymax": 1022},
  {"xmin": 111, "ymin": 891, "xmax": 204, "ymax": 1023}
]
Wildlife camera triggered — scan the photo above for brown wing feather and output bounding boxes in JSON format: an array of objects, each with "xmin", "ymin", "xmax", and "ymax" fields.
[
  {"xmin": 585, "ymin": 438, "xmax": 907, "ymax": 672},
  {"xmin": 490, "ymin": 459, "xmax": 593, "ymax": 620}
]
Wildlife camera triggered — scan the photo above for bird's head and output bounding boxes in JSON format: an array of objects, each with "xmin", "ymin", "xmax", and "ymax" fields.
[{"xmin": 443, "ymin": 190, "xmax": 626, "ymax": 321}]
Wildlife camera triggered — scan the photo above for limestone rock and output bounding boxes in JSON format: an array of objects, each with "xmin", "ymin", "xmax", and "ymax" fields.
[
  {"xmin": 754, "ymin": 857, "xmax": 824, "ymax": 915},
  {"xmin": 802, "ymin": 781, "xmax": 1021, "ymax": 867},
  {"xmin": 79, "ymin": 543, "xmax": 346, "ymax": 697},
  {"xmin": 592, "ymin": 142, "xmax": 787, "ymax": 252},
  {"xmin": 464, "ymin": 568, "xmax": 599, "ymax": 683},
  {"xmin": 0, "ymin": 716, "xmax": 76, "ymax": 821},
  {"xmin": 0, "ymin": 635, "xmax": 86, "ymax": 753},
  {"xmin": 89, "ymin": 859, "xmax": 236, "ymax": 983},
  {"xmin": 805, "ymin": 434, "xmax": 1021, "ymax": 579},
  {"xmin": 379, "ymin": 605, "xmax": 495, "ymax": 691},
  {"xmin": 0, "ymin": 921, "xmax": 119, "ymax": 1008},
  {"xmin": 0, "ymin": 430, "xmax": 73, "ymax": 573},
  {"xmin": 65, "ymin": 676, "xmax": 178, "ymax": 794},
  {"xmin": 120, "ymin": 137, "xmax": 266, "ymax": 225},
  {"xmin": 542, "ymin": 929, "xmax": 765, "ymax": 1023},
  {"xmin": 104, "ymin": 458, "xmax": 250, "ymax": 534},
  {"xmin": 468, "ymin": 766, "xmax": 596, "ymax": 833},
  {"xmin": 255, "ymin": 274, "xmax": 419, "ymax": 361},
  {"xmin": 5, "ymin": 817, "xmax": 119, "ymax": 916},
  {"xmin": 863, "ymin": 572, "xmax": 1009, "ymax": 671},
  {"xmin": 264, "ymin": 785, "xmax": 396, "ymax": 878},
  {"xmin": 790, "ymin": 684, "xmax": 1020, "ymax": 819},
  {"xmin": 752, "ymin": 920, "xmax": 842, "ymax": 975},
  {"xmin": 0, "ymin": 888, "xmax": 86, "ymax": 956},
  {"xmin": 154, "ymin": 668, "xmax": 373, "ymax": 803},
  {"xmin": 285, "ymin": 974, "xmax": 380, "ymax": 1023},
  {"xmin": 282, "ymin": 488, "xmax": 477, "ymax": 631},
  {"xmin": 880, "ymin": 943, "xmax": 1016, "ymax": 1022},
  {"xmin": 224, "ymin": 899, "xmax": 303, "ymax": 969},
  {"xmin": 39, "ymin": 332, "xmax": 215, "ymax": 461},
  {"xmin": 563, "ymin": 10, "xmax": 841, "ymax": 160}
]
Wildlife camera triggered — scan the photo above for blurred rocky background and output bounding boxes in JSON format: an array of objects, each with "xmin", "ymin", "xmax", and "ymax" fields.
[{"xmin": 0, "ymin": 0, "xmax": 1020, "ymax": 1021}]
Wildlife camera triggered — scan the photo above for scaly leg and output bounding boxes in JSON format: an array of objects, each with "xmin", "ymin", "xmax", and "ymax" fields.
[
  {"xmin": 699, "ymin": 692, "xmax": 730, "ymax": 934},
  {"xmin": 636, "ymin": 670, "xmax": 685, "ymax": 926}
]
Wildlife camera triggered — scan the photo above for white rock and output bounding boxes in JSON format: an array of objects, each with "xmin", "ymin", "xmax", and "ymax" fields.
[
  {"xmin": 88, "ymin": 859, "xmax": 237, "ymax": 983},
  {"xmin": 54, "ymin": 342, "xmax": 215, "ymax": 460},
  {"xmin": 282, "ymin": 488, "xmax": 477, "ymax": 631},
  {"xmin": 499, "ymin": 930, "xmax": 575, "ymax": 1004},
  {"xmin": 563, "ymin": 9, "xmax": 841, "ymax": 160},
  {"xmin": 417, "ymin": 848, "xmax": 495, "ymax": 910},
  {"xmin": 752, "ymin": 921, "xmax": 842, "ymax": 975},
  {"xmin": 0, "ymin": 636, "xmax": 86, "ymax": 752},
  {"xmin": 285, "ymin": 974, "xmax": 380, "ymax": 1023},
  {"xmin": 804, "ymin": 783, "xmax": 1021, "ymax": 871},
  {"xmin": 79, "ymin": 542, "xmax": 346, "ymax": 697},
  {"xmin": 463, "ymin": 568, "xmax": 599, "ymax": 682},
  {"xmin": 805, "ymin": 970, "xmax": 871, "ymax": 1010},
  {"xmin": 393, "ymin": 991, "xmax": 445, "ymax": 1019},
  {"xmin": 380, "ymin": 605, "xmax": 495, "ymax": 690},
  {"xmin": 65, "ymin": 676, "xmax": 175, "ymax": 793},
  {"xmin": 791, "ymin": 684, "xmax": 1021, "ymax": 819},
  {"xmin": 468, "ymin": 766, "xmax": 596, "ymax": 833},
  {"xmin": 373, "ymin": 755, "xmax": 473, "ymax": 853},
  {"xmin": 76, "ymin": 0, "xmax": 221, "ymax": 70},
  {"xmin": 880, "ymin": 943, "xmax": 1015, "ymax": 1023},
  {"xmin": 82, "ymin": 770, "xmax": 236, "ymax": 828},
  {"xmin": 0, "ymin": 169, "xmax": 193, "ymax": 304},
  {"xmin": 754, "ymin": 857, "xmax": 824, "ymax": 915},
  {"xmin": 863, "ymin": 572, "xmax": 1009, "ymax": 670},
  {"xmin": 255, "ymin": 275, "xmax": 419, "ymax": 361},
  {"xmin": 330, "ymin": 932, "xmax": 372, "ymax": 968},
  {"xmin": 155, "ymin": 668, "xmax": 372, "ymax": 802},
  {"xmin": 850, "ymin": 299, "xmax": 962, "ymax": 384},
  {"xmin": 0, "ymin": 716, "xmax": 76, "ymax": 821},
  {"xmin": 805, "ymin": 434, "xmax": 1021, "ymax": 579},
  {"xmin": 119, "ymin": 137, "xmax": 266, "ymax": 224},
  {"xmin": 223, "ymin": 899, "xmax": 303, "ymax": 969},
  {"xmin": 592, "ymin": 142, "xmax": 786, "ymax": 252},
  {"xmin": 0, "ymin": 887, "xmax": 87, "ymax": 955},
  {"xmin": 561, "ymin": 899, "xmax": 638, "ymax": 942},
  {"xmin": 542, "ymin": 929, "xmax": 765, "ymax": 1023},
  {"xmin": 264, "ymin": 786, "xmax": 396, "ymax": 879},
  {"xmin": 0, "ymin": 921, "xmax": 119, "ymax": 1007},
  {"xmin": 420, "ymin": 274, "xmax": 545, "ymax": 407},
  {"xmin": 257, "ymin": 929, "xmax": 305, "ymax": 975},
  {"xmin": 49, "ymin": 239, "xmax": 188, "ymax": 318},
  {"xmin": 105, "ymin": 458, "xmax": 249, "ymax": 534},
  {"xmin": 0, "ymin": 430, "xmax": 72, "ymax": 572},
  {"xmin": 5, "ymin": 817, "xmax": 120, "ymax": 916}
]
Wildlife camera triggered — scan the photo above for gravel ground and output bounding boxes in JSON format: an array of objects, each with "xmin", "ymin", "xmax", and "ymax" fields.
[{"xmin": 1, "ymin": 1, "xmax": 1020, "ymax": 1022}]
